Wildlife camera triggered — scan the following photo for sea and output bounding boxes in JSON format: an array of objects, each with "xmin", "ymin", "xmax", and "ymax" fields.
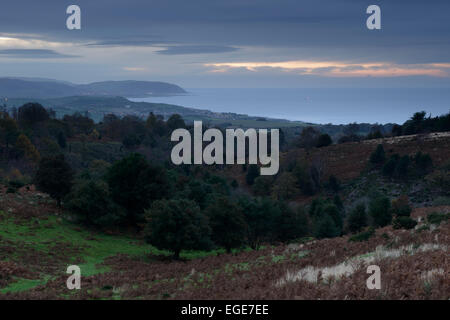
[{"xmin": 129, "ymin": 88, "xmax": 450, "ymax": 125}]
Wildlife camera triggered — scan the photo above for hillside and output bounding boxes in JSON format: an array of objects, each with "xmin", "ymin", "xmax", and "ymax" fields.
[
  {"xmin": 0, "ymin": 78, "xmax": 186, "ymax": 99},
  {"xmin": 0, "ymin": 187, "xmax": 448, "ymax": 299}
]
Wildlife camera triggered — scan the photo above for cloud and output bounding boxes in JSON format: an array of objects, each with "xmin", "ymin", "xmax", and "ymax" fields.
[
  {"xmin": 205, "ymin": 60, "xmax": 450, "ymax": 78},
  {"xmin": 122, "ymin": 66, "xmax": 148, "ymax": 72},
  {"xmin": 0, "ymin": 49, "xmax": 79, "ymax": 58},
  {"xmin": 156, "ymin": 45, "xmax": 239, "ymax": 55}
]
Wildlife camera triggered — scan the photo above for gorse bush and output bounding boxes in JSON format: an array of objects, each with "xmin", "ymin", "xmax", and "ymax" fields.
[
  {"xmin": 349, "ymin": 227, "xmax": 375, "ymax": 242},
  {"xmin": 393, "ymin": 216, "xmax": 417, "ymax": 230}
]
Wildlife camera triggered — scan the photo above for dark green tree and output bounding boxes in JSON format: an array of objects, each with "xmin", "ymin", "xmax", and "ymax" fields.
[
  {"xmin": 347, "ymin": 203, "xmax": 367, "ymax": 233},
  {"xmin": 106, "ymin": 153, "xmax": 168, "ymax": 225},
  {"xmin": 316, "ymin": 133, "xmax": 332, "ymax": 148},
  {"xmin": 35, "ymin": 155, "xmax": 73, "ymax": 207},
  {"xmin": 65, "ymin": 179, "xmax": 125, "ymax": 227},
  {"xmin": 369, "ymin": 196, "xmax": 392, "ymax": 227},
  {"xmin": 370, "ymin": 144, "xmax": 385, "ymax": 165},
  {"xmin": 144, "ymin": 199, "xmax": 212, "ymax": 259},
  {"xmin": 205, "ymin": 196, "xmax": 247, "ymax": 253}
]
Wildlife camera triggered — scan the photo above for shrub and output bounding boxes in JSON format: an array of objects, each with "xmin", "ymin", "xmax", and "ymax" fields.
[
  {"xmin": 369, "ymin": 195, "xmax": 392, "ymax": 227},
  {"xmin": 396, "ymin": 155, "xmax": 410, "ymax": 177},
  {"xmin": 347, "ymin": 203, "xmax": 367, "ymax": 233},
  {"xmin": 393, "ymin": 216, "xmax": 417, "ymax": 230},
  {"xmin": 427, "ymin": 212, "xmax": 450, "ymax": 225},
  {"xmin": 144, "ymin": 199, "xmax": 212, "ymax": 259},
  {"xmin": 370, "ymin": 144, "xmax": 385, "ymax": 165},
  {"xmin": 349, "ymin": 227, "xmax": 375, "ymax": 242},
  {"xmin": 414, "ymin": 151, "xmax": 433, "ymax": 173},
  {"xmin": 391, "ymin": 195, "xmax": 412, "ymax": 217},
  {"xmin": 383, "ymin": 155, "xmax": 399, "ymax": 176}
]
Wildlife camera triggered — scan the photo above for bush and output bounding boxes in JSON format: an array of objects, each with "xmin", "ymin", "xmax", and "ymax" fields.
[
  {"xmin": 391, "ymin": 195, "xmax": 412, "ymax": 217},
  {"xmin": 396, "ymin": 155, "xmax": 410, "ymax": 177},
  {"xmin": 383, "ymin": 155, "xmax": 399, "ymax": 176},
  {"xmin": 144, "ymin": 199, "xmax": 212, "ymax": 259},
  {"xmin": 393, "ymin": 216, "xmax": 417, "ymax": 230},
  {"xmin": 347, "ymin": 203, "xmax": 368, "ymax": 233},
  {"xmin": 370, "ymin": 144, "xmax": 385, "ymax": 165},
  {"xmin": 349, "ymin": 227, "xmax": 375, "ymax": 242},
  {"xmin": 369, "ymin": 196, "xmax": 392, "ymax": 227},
  {"xmin": 427, "ymin": 212, "xmax": 450, "ymax": 225}
]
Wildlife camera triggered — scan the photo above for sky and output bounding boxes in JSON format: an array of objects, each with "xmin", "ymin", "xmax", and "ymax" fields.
[{"xmin": 0, "ymin": 0, "xmax": 450, "ymax": 88}]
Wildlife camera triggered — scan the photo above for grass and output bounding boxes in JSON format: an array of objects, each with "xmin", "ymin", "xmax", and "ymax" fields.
[{"xmin": 0, "ymin": 209, "xmax": 253, "ymax": 295}]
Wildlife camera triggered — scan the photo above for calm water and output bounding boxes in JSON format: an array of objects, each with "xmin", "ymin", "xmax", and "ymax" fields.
[{"xmin": 130, "ymin": 88, "xmax": 450, "ymax": 125}]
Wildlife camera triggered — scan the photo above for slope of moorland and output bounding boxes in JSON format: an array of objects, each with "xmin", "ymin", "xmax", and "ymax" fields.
[
  {"xmin": 0, "ymin": 186, "xmax": 448, "ymax": 299},
  {"xmin": 0, "ymin": 132, "xmax": 448, "ymax": 300}
]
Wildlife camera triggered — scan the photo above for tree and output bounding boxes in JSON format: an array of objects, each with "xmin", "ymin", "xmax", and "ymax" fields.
[
  {"xmin": 144, "ymin": 199, "xmax": 212, "ymax": 259},
  {"xmin": 35, "ymin": 155, "xmax": 73, "ymax": 206},
  {"xmin": 205, "ymin": 196, "xmax": 247, "ymax": 253},
  {"xmin": 238, "ymin": 197, "xmax": 278, "ymax": 249},
  {"xmin": 347, "ymin": 203, "xmax": 367, "ymax": 233},
  {"xmin": 65, "ymin": 179, "xmax": 125, "ymax": 227},
  {"xmin": 276, "ymin": 205, "xmax": 309, "ymax": 242},
  {"xmin": 16, "ymin": 134, "xmax": 40, "ymax": 163},
  {"xmin": 252, "ymin": 176, "xmax": 273, "ymax": 196},
  {"xmin": 369, "ymin": 196, "xmax": 392, "ymax": 227},
  {"xmin": 316, "ymin": 133, "xmax": 332, "ymax": 147},
  {"xmin": 17, "ymin": 103, "xmax": 49, "ymax": 127},
  {"xmin": 297, "ymin": 126, "xmax": 320, "ymax": 149},
  {"xmin": 106, "ymin": 153, "xmax": 168, "ymax": 225},
  {"xmin": 370, "ymin": 144, "xmax": 385, "ymax": 165},
  {"xmin": 0, "ymin": 115, "xmax": 19, "ymax": 147},
  {"xmin": 314, "ymin": 214, "xmax": 339, "ymax": 239},
  {"xmin": 166, "ymin": 114, "xmax": 185, "ymax": 130},
  {"xmin": 272, "ymin": 172, "xmax": 299, "ymax": 200},
  {"xmin": 246, "ymin": 164, "xmax": 259, "ymax": 185}
]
